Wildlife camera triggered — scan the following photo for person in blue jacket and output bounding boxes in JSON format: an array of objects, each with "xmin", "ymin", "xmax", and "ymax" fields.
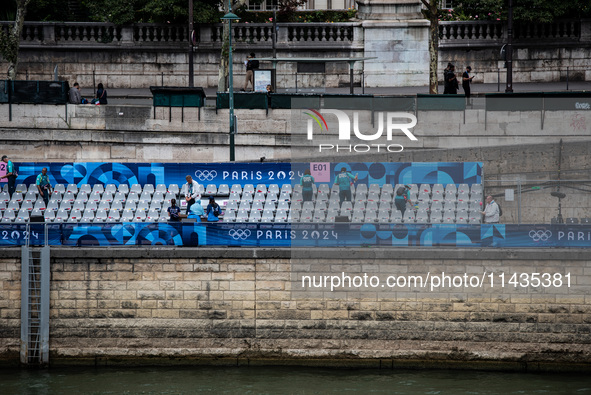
[
  {"xmin": 206, "ymin": 196, "xmax": 221, "ymax": 222},
  {"xmin": 188, "ymin": 200, "xmax": 205, "ymax": 222}
]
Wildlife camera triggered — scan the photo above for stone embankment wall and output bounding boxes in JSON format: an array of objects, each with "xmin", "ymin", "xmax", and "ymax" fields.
[
  {"xmin": 0, "ymin": 104, "xmax": 589, "ymax": 162},
  {"xmin": 0, "ymin": 248, "xmax": 590, "ymax": 370},
  {"xmin": 1, "ymin": 104, "xmax": 590, "ymax": 223}
]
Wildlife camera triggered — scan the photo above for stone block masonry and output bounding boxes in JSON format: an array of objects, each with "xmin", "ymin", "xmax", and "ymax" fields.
[{"xmin": 0, "ymin": 248, "xmax": 590, "ymax": 370}]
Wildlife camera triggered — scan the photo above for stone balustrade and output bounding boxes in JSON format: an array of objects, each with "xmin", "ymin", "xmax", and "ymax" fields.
[
  {"xmin": 2, "ymin": 19, "xmax": 587, "ymax": 51},
  {"xmin": 439, "ymin": 20, "xmax": 585, "ymax": 48},
  {"xmin": 0, "ymin": 21, "xmax": 360, "ymax": 49}
]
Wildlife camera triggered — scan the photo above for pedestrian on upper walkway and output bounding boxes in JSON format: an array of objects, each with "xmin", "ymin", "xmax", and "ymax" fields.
[
  {"xmin": 443, "ymin": 63, "xmax": 459, "ymax": 94},
  {"xmin": 242, "ymin": 53, "xmax": 259, "ymax": 92},
  {"xmin": 96, "ymin": 83, "xmax": 108, "ymax": 105},
  {"xmin": 462, "ymin": 66, "xmax": 474, "ymax": 99}
]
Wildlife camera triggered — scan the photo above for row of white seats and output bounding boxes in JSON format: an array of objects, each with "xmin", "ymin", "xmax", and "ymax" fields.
[
  {"xmin": 9, "ymin": 183, "xmax": 180, "ymax": 196},
  {"xmin": 6, "ymin": 181, "xmax": 483, "ymax": 196},
  {"xmin": 221, "ymin": 207, "xmax": 483, "ymax": 224}
]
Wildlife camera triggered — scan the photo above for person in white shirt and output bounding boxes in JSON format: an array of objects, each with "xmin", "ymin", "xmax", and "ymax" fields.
[
  {"xmin": 182, "ymin": 175, "xmax": 201, "ymax": 208},
  {"xmin": 481, "ymin": 195, "xmax": 500, "ymax": 223}
]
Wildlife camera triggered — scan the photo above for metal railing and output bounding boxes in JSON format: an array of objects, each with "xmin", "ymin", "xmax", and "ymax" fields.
[{"xmin": 483, "ymin": 179, "xmax": 591, "ymax": 225}]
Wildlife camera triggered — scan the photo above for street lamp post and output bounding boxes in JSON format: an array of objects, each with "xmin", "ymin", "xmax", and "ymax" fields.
[
  {"xmin": 189, "ymin": 0, "xmax": 194, "ymax": 87},
  {"xmin": 505, "ymin": 0, "xmax": 514, "ymax": 93},
  {"xmin": 221, "ymin": 4, "xmax": 240, "ymax": 162}
]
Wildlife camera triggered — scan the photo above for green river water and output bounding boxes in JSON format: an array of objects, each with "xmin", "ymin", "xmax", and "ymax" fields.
[{"xmin": 0, "ymin": 366, "xmax": 590, "ymax": 395}]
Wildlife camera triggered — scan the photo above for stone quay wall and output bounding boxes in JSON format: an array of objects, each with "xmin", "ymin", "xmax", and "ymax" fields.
[
  {"xmin": 0, "ymin": 248, "xmax": 590, "ymax": 370},
  {"xmin": 1, "ymin": 104, "xmax": 590, "ymax": 163},
  {"xmin": 1, "ymin": 104, "xmax": 590, "ymax": 223}
]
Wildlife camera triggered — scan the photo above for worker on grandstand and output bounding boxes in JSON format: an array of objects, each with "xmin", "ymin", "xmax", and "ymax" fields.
[
  {"xmin": 334, "ymin": 167, "xmax": 357, "ymax": 203},
  {"xmin": 300, "ymin": 169, "xmax": 315, "ymax": 202},
  {"xmin": 480, "ymin": 195, "xmax": 500, "ymax": 224},
  {"xmin": 182, "ymin": 175, "xmax": 201, "ymax": 208},
  {"xmin": 206, "ymin": 196, "xmax": 221, "ymax": 222},
  {"xmin": 394, "ymin": 184, "xmax": 412, "ymax": 216},
  {"xmin": 168, "ymin": 199, "xmax": 182, "ymax": 222},
  {"xmin": 36, "ymin": 167, "xmax": 52, "ymax": 205},
  {"xmin": 188, "ymin": 199, "xmax": 205, "ymax": 222}
]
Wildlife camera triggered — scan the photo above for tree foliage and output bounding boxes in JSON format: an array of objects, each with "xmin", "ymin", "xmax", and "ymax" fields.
[
  {"xmin": 17, "ymin": 0, "xmax": 358, "ymax": 24},
  {"xmin": 0, "ymin": 0, "xmax": 31, "ymax": 79},
  {"xmin": 446, "ymin": 0, "xmax": 591, "ymax": 22},
  {"xmin": 421, "ymin": 0, "xmax": 439, "ymax": 94}
]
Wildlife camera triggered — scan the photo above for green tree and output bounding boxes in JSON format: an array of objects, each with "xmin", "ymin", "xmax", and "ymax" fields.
[
  {"xmin": 0, "ymin": 0, "xmax": 31, "ymax": 80},
  {"xmin": 450, "ymin": 0, "xmax": 591, "ymax": 22},
  {"xmin": 79, "ymin": 0, "xmax": 221, "ymax": 24},
  {"xmin": 421, "ymin": 0, "xmax": 439, "ymax": 94},
  {"xmin": 25, "ymin": 0, "xmax": 84, "ymax": 22}
]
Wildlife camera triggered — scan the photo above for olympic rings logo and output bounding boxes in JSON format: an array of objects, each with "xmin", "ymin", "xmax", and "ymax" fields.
[
  {"xmin": 194, "ymin": 170, "xmax": 217, "ymax": 181},
  {"xmin": 529, "ymin": 230, "xmax": 552, "ymax": 242},
  {"xmin": 229, "ymin": 229, "xmax": 251, "ymax": 240}
]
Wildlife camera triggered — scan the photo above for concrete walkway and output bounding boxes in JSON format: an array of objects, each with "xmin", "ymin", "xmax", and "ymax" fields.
[{"xmin": 104, "ymin": 81, "xmax": 591, "ymax": 105}]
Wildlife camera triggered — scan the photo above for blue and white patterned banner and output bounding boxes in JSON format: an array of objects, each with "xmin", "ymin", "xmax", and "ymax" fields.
[
  {"xmin": 4, "ymin": 162, "xmax": 482, "ymax": 188},
  {"xmin": 1, "ymin": 223, "xmax": 589, "ymax": 248}
]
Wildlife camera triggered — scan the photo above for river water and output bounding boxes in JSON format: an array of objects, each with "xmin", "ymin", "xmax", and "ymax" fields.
[{"xmin": 0, "ymin": 366, "xmax": 590, "ymax": 395}]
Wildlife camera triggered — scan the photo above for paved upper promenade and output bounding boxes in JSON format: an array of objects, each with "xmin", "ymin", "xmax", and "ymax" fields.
[{"xmin": 104, "ymin": 81, "xmax": 591, "ymax": 104}]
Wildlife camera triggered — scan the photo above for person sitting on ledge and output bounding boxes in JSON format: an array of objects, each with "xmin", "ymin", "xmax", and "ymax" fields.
[
  {"xmin": 168, "ymin": 199, "xmax": 182, "ymax": 222},
  {"xmin": 69, "ymin": 83, "xmax": 82, "ymax": 104},
  {"xmin": 206, "ymin": 196, "xmax": 221, "ymax": 222},
  {"xmin": 188, "ymin": 199, "xmax": 205, "ymax": 222}
]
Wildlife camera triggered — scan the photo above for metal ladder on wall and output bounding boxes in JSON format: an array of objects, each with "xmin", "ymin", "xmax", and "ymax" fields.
[{"xmin": 20, "ymin": 224, "xmax": 50, "ymax": 366}]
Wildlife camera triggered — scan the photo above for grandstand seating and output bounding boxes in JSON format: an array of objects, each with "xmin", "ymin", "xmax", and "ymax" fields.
[{"xmin": 0, "ymin": 182, "xmax": 485, "ymax": 224}]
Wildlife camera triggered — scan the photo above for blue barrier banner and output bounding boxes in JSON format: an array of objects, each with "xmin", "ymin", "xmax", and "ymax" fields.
[
  {"xmin": 7, "ymin": 162, "xmax": 294, "ymax": 188},
  {"xmin": 6, "ymin": 162, "xmax": 482, "ymax": 188},
  {"xmin": 0, "ymin": 224, "xmax": 45, "ymax": 246},
  {"xmin": 292, "ymin": 162, "xmax": 483, "ymax": 186},
  {"xmin": 4, "ymin": 223, "xmax": 590, "ymax": 248}
]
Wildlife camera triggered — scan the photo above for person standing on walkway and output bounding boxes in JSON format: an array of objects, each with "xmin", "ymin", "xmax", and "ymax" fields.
[
  {"xmin": 0, "ymin": 155, "xmax": 17, "ymax": 197},
  {"xmin": 334, "ymin": 167, "xmax": 357, "ymax": 204},
  {"xmin": 443, "ymin": 64, "xmax": 458, "ymax": 94},
  {"xmin": 462, "ymin": 66, "xmax": 474, "ymax": 99},
  {"xmin": 481, "ymin": 195, "xmax": 500, "ymax": 224},
  {"xmin": 242, "ymin": 53, "xmax": 259, "ymax": 91},
  {"xmin": 36, "ymin": 167, "xmax": 52, "ymax": 205},
  {"xmin": 96, "ymin": 83, "xmax": 108, "ymax": 105},
  {"xmin": 300, "ymin": 169, "xmax": 315, "ymax": 202}
]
